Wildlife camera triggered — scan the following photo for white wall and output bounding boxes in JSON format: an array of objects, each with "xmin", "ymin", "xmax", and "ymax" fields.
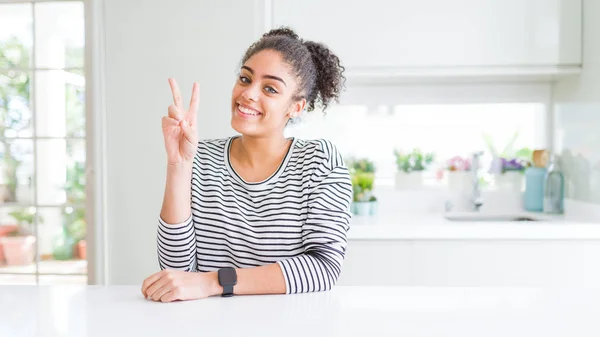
[
  {"xmin": 552, "ymin": 0, "xmax": 600, "ymax": 205},
  {"xmin": 97, "ymin": 0, "xmax": 593, "ymax": 285},
  {"xmin": 102, "ymin": 0, "xmax": 259, "ymax": 284}
]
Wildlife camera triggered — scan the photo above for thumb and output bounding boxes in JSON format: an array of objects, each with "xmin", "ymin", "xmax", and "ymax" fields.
[{"xmin": 180, "ymin": 120, "xmax": 197, "ymax": 144}]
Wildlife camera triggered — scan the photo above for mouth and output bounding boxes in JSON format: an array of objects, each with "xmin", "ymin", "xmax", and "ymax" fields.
[{"xmin": 236, "ymin": 103, "xmax": 262, "ymax": 117}]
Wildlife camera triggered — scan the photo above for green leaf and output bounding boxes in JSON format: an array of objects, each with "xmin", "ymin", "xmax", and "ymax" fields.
[
  {"xmin": 482, "ymin": 133, "xmax": 498, "ymax": 157},
  {"xmin": 500, "ymin": 130, "xmax": 520, "ymax": 157}
]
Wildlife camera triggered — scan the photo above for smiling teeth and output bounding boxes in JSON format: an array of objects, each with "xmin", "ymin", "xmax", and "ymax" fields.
[{"xmin": 239, "ymin": 105, "xmax": 260, "ymax": 116}]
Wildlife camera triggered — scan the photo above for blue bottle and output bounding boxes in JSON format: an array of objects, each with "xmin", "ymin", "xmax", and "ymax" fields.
[
  {"xmin": 543, "ymin": 156, "xmax": 564, "ymax": 214},
  {"xmin": 524, "ymin": 167, "xmax": 547, "ymax": 212}
]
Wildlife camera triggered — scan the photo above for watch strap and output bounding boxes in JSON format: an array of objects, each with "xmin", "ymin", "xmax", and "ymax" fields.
[
  {"xmin": 222, "ymin": 284, "xmax": 234, "ymax": 297},
  {"xmin": 218, "ymin": 267, "xmax": 236, "ymax": 297}
]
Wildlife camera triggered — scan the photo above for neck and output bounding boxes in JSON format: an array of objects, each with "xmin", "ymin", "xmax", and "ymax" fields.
[{"xmin": 234, "ymin": 134, "xmax": 291, "ymax": 168}]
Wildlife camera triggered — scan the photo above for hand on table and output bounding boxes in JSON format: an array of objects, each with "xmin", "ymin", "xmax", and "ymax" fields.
[{"xmin": 141, "ymin": 269, "xmax": 220, "ymax": 303}]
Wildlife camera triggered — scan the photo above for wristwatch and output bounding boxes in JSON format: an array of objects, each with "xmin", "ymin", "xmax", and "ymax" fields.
[{"xmin": 217, "ymin": 267, "xmax": 237, "ymax": 297}]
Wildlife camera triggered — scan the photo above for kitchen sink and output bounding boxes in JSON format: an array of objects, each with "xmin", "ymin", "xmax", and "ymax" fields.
[{"xmin": 443, "ymin": 212, "xmax": 541, "ymax": 222}]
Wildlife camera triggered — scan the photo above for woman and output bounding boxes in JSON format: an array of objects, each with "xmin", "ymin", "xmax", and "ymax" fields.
[{"xmin": 141, "ymin": 27, "xmax": 352, "ymax": 302}]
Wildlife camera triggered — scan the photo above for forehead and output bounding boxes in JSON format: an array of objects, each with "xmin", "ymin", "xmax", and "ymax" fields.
[{"xmin": 244, "ymin": 49, "xmax": 295, "ymax": 81}]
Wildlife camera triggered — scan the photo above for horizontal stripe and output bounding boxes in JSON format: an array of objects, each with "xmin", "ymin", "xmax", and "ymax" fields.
[{"xmin": 157, "ymin": 137, "xmax": 352, "ymax": 294}]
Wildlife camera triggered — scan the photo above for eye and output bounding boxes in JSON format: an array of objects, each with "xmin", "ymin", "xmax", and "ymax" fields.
[
  {"xmin": 264, "ymin": 86, "xmax": 278, "ymax": 94},
  {"xmin": 239, "ymin": 76, "xmax": 250, "ymax": 84}
]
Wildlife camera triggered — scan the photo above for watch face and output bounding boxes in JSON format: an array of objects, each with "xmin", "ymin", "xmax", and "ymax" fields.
[{"xmin": 219, "ymin": 268, "xmax": 237, "ymax": 285}]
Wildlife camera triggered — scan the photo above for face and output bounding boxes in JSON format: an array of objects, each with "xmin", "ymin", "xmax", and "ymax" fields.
[{"xmin": 231, "ymin": 49, "xmax": 306, "ymax": 138}]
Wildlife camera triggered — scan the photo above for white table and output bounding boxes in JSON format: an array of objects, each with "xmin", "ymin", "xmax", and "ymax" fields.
[{"xmin": 1, "ymin": 285, "xmax": 599, "ymax": 336}]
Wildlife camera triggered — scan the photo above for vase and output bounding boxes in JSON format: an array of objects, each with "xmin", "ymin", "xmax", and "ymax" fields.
[
  {"xmin": 369, "ymin": 201, "xmax": 378, "ymax": 216},
  {"xmin": 0, "ymin": 225, "xmax": 18, "ymax": 264},
  {"xmin": 395, "ymin": 171, "xmax": 423, "ymax": 190},
  {"xmin": 76, "ymin": 240, "xmax": 86, "ymax": 260},
  {"xmin": 53, "ymin": 234, "xmax": 75, "ymax": 261},
  {"xmin": 524, "ymin": 167, "xmax": 546, "ymax": 212},
  {"xmin": 447, "ymin": 171, "xmax": 470, "ymax": 191},
  {"xmin": 354, "ymin": 202, "xmax": 371, "ymax": 216},
  {"xmin": 0, "ymin": 235, "xmax": 36, "ymax": 266}
]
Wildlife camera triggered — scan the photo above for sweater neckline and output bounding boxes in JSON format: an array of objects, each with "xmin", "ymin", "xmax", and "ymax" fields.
[{"xmin": 224, "ymin": 136, "xmax": 296, "ymax": 189}]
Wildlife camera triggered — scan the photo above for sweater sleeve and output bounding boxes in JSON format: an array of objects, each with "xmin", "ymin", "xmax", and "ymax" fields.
[
  {"xmin": 156, "ymin": 214, "xmax": 197, "ymax": 272},
  {"xmin": 276, "ymin": 144, "xmax": 352, "ymax": 294}
]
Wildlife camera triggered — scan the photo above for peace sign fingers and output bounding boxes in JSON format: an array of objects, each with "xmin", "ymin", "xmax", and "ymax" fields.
[
  {"xmin": 168, "ymin": 78, "xmax": 183, "ymax": 110},
  {"xmin": 187, "ymin": 82, "xmax": 199, "ymax": 129}
]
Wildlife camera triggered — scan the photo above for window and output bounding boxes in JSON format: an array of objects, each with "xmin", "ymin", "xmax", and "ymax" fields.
[
  {"xmin": 285, "ymin": 85, "xmax": 548, "ymax": 189},
  {"xmin": 0, "ymin": 1, "xmax": 87, "ymax": 285}
]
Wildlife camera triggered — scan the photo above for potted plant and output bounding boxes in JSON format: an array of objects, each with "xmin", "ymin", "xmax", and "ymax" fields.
[
  {"xmin": 483, "ymin": 132, "xmax": 532, "ymax": 191},
  {"xmin": 494, "ymin": 157, "xmax": 530, "ymax": 191},
  {"xmin": 348, "ymin": 158, "xmax": 377, "ymax": 216},
  {"xmin": 0, "ymin": 208, "xmax": 39, "ymax": 266},
  {"xmin": 0, "ymin": 223, "xmax": 18, "ymax": 264},
  {"xmin": 67, "ymin": 217, "xmax": 86, "ymax": 260},
  {"xmin": 62, "ymin": 161, "xmax": 87, "ymax": 260},
  {"xmin": 368, "ymin": 195, "xmax": 378, "ymax": 216},
  {"xmin": 393, "ymin": 148, "xmax": 435, "ymax": 189},
  {"xmin": 351, "ymin": 175, "xmax": 375, "ymax": 216},
  {"xmin": 52, "ymin": 227, "xmax": 76, "ymax": 261},
  {"xmin": 445, "ymin": 155, "xmax": 472, "ymax": 191}
]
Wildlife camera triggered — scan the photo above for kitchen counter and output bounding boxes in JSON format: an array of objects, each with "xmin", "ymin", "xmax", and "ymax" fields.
[
  {"xmin": 348, "ymin": 213, "xmax": 600, "ymax": 240},
  {"xmin": 2, "ymin": 285, "xmax": 600, "ymax": 337}
]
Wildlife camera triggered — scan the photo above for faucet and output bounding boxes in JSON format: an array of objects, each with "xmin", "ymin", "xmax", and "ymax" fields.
[{"xmin": 470, "ymin": 151, "xmax": 484, "ymax": 211}]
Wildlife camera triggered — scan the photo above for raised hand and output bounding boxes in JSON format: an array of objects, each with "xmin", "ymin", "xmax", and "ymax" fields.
[{"xmin": 162, "ymin": 78, "xmax": 199, "ymax": 166}]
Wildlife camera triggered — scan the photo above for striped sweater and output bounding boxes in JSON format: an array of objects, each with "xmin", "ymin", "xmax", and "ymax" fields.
[{"xmin": 156, "ymin": 136, "xmax": 353, "ymax": 294}]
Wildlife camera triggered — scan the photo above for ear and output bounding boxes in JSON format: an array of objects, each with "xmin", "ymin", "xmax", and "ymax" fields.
[{"xmin": 288, "ymin": 98, "xmax": 306, "ymax": 119}]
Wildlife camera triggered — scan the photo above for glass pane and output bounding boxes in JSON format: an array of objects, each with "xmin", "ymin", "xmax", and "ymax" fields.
[
  {"xmin": 35, "ymin": 70, "xmax": 86, "ymax": 138},
  {"xmin": 34, "ymin": 2, "xmax": 85, "ymax": 68},
  {"xmin": 0, "ymin": 274, "xmax": 36, "ymax": 285},
  {"xmin": 36, "ymin": 139, "xmax": 85, "ymax": 205},
  {"xmin": 0, "ymin": 205, "xmax": 38, "ymax": 272},
  {"xmin": 66, "ymin": 71, "xmax": 85, "ymax": 137},
  {"xmin": 0, "ymin": 3, "xmax": 33, "ymax": 69},
  {"xmin": 39, "ymin": 274, "xmax": 87, "ymax": 285},
  {"xmin": 37, "ymin": 206, "xmax": 87, "ymax": 274},
  {"xmin": 287, "ymin": 103, "xmax": 544, "ymax": 188},
  {"xmin": 0, "ymin": 139, "xmax": 34, "ymax": 204},
  {"xmin": 0, "ymin": 70, "xmax": 33, "ymax": 138}
]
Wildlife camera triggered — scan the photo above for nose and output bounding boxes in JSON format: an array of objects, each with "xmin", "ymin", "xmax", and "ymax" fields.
[{"xmin": 241, "ymin": 85, "xmax": 259, "ymax": 102}]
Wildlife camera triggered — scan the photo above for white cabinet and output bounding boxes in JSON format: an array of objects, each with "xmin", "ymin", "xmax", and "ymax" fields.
[
  {"xmin": 338, "ymin": 241, "xmax": 412, "ymax": 286},
  {"xmin": 270, "ymin": 0, "xmax": 582, "ymax": 79},
  {"xmin": 411, "ymin": 240, "xmax": 600, "ymax": 287},
  {"xmin": 341, "ymin": 239, "xmax": 600, "ymax": 287}
]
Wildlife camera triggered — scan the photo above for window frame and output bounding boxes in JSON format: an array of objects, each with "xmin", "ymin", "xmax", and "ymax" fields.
[{"xmin": 0, "ymin": 0, "xmax": 95, "ymax": 285}]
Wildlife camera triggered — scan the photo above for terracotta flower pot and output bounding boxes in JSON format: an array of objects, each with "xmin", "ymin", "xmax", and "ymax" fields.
[
  {"xmin": 0, "ymin": 235, "xmax": 36, "ymax": 266},
  {"xmin": 0, "ymin": 225, "xmax": 19, "ymax": 264},
  {"xmin": 77, "ymin": 240, "xmax": 86, "ymax": 260}
]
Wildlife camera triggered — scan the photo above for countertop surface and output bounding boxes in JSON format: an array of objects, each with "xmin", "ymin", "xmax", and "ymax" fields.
[
  {"xmin": 348, "ymin": 212, "xmax": 600, "ymax": 240},
  {"xmin": 2, "ymin": 285, "xmax": 600, "ymax": 337}
]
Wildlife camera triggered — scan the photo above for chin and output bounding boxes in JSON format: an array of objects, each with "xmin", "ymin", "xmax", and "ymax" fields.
[{"xmin": 231, "ymin": 117, "xmax": 261, "ymax": 137}]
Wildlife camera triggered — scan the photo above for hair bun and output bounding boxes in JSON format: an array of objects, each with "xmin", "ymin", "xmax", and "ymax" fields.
[
  {"xmin": 262, "ymin": 27, "xmax": 300, "ymax": 40},
  {"xmin": 302, "ymin": 40, "xmax": 345, "ymax": 112}
]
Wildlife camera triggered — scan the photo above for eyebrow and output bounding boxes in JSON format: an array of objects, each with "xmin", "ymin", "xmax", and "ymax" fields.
[{"xmin": 241, "ymin": 66, "xmax": 287, "ymax": 87}]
